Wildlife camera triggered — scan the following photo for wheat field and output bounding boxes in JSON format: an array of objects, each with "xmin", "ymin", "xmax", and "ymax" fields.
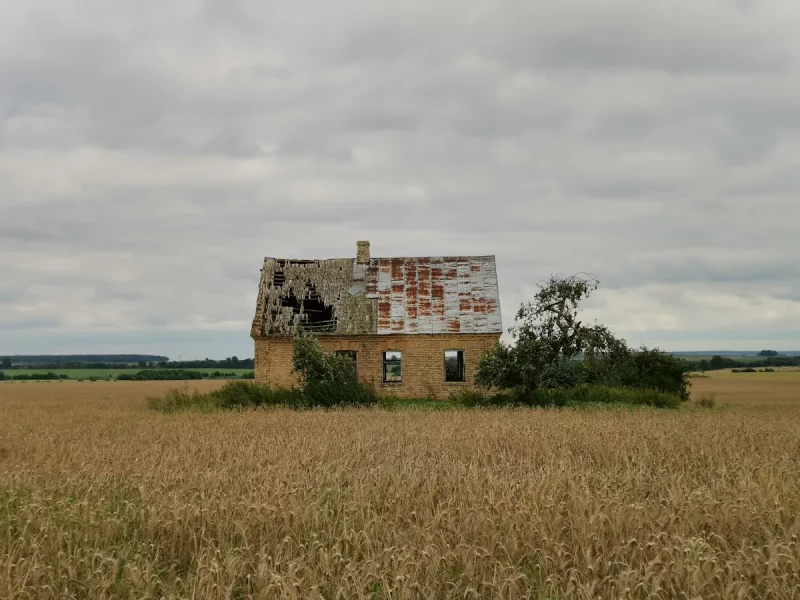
[{"xmin": 1, "ymin": 374, "xmax": 800, "ymax": 599}]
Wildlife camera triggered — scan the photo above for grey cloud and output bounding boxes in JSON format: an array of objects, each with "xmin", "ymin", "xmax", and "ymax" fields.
[
  {"xmin": 1, "ymin": 0, "xmax": 799, "ymax": 356},
  {"xmin": 0, "ymin": 318, "xmax": 61, "ymax": 331}
]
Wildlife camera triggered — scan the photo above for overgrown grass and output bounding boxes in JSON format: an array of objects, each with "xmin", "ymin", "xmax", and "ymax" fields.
[
  {"xmin": 451, "ymin": 385, "xmax": 682, "ymax": 409},
  {"xmin": 148, "ymin": 380, "xmax": 378, "ymax": 413},
  {"xmin": 149, "ymin": 381, "xmax": 682, "ymax": 413}
]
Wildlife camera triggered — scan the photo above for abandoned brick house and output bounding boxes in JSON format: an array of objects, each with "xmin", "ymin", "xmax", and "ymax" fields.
[{"xmin": 250, "ymin": 241, "xmax": 502, "ymax": 398}]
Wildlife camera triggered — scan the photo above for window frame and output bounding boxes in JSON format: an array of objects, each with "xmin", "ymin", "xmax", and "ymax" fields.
[
  {"xmin": 382, "ymin": 350, "xmax": 403, "ymax": 383},
  {"xmin": 334, "ymin": 350, "xmax": 358, "ymax": 379},
  {"xmin": 444, "ymin": 349, "xmax": 466, "ymax": 383}
]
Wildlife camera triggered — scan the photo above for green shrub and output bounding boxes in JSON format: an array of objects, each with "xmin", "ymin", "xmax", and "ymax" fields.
[
  {"xmin": 208, "ymin": 381, "xmax": 306, "ymax": 409},
  {"xmin": 732, "ymin": 367, "xmax": 757, "ymax": 373},
  {"xmin": 147, "ymin": 387, "xmax": 216, "ymax": 413},
  {"xmin": 451, "ymin": 385, "xmax": 680, "ymax": 409},
  {"xmin": 118, "ymin": 369, "xmax": 205, "ymax": 381},
  {"xmin": 698, "ymin": 394, "xmax": 716, "ymax": 409},
  {"xmin": 303, "ymin": 379, "xmax": 378, "ymax": 408},
  {"xmin": 149, "ymin": 379, "xmax": 376, "ymax": 413},
  {"xmin": 449, "ymin": 389, "xmax": 519, "ymax": 408}
]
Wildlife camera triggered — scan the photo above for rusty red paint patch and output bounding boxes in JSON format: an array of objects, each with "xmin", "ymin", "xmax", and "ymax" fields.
[
  {"xmin": 473, "ymin": 297, "xmax": 487, "ymax": 313},
  {"xmin": 391, "ymin": 258, "xmax": 404, "ymax": 281},
  {"xmin": 378, "ymin": 298, "xmax": 392, "ymax": 320},
  {"xmin": 404, "ymin": 262, "xmax": 417, "ymax": 283},
  {"xmin": 459, "ymin": 299, "xmax": 472, "ymax": 311},
  {"xmin": 447, "ymin": 318, "xmax": 461, "ymax": 332},
  {"xmin": 418, "ymin": 297, "xmax": 432, "ymax": 317}
]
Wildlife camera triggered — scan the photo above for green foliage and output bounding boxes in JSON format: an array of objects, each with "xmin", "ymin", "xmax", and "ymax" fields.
[
  {"xmin": 5, "ymin": 372, "xmax": 69, "ymax": 381},
  {"xmin": 209, "ymin": 381, "xmax": 306, "ymax": 409},
  {"xmin": 444, "ymin": 357, "xmax": 462, "ymax": 382},
  {"xmin": 292, "ymin": 329, "xmax": 356, "ymax": 386},
  {"xmin": 476, "ymin": 342, "xmax": 521, "ymax": 390},
  {"xmin": 302, "ymin": 378, "xmax": 378, "ymax": 408},
  {"xmin": 118, "ymin": 369, "xmax": 206, "ymax": 381},
  {"xmin": 147, "ymin": 388, "xmax": 216, "ymax": 413},
  {"xmin": 1, "ymin": 357, "xmax": 11, "ymax": 369},
  {"xmin": 619, "ymin": 347, "xmax": 691, "ymax": 401},
  {"xmin": 0, "ymin": 371, "xmax": 5, "ymax": 381},
  {"xmin": 698, "ymin": 394, "xmax": 716, "ymax": 409},
  {"xmin": 476, "ymin": 274, "xmax": 690, "ymax": 402},
  {"xmin": 690, "ymin": 355, "xmax": 799, "ymax": 372},
  {"xmin": 732, "ymin": 367, "xmax": 758, "ymax": 373},
  {"xmin": 710, "ymin": 355, "xmax": 727, "ymax": 370},
  {"xmin": 148, "ymin": 380, "xmax": 376, "ymax": 413},
  {"xmin": 451, "ymin": 385, "xmax": 681, "ymax": 409},
  {"xmin": 759, "ymin": 350, "xmax": 779, "ymax": 357},
  {"xmin": 290, "ymin": 329, "xmax": 378, "ymax": 407}
]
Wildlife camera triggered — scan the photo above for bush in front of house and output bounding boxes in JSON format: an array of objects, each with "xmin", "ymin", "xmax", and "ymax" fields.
[
  {"xmin": 148, "ymin": 379, "xmax": 376, "ymax": 412},
  {"xmin": 291, "ymin": 328, "xmax": 378, "ymax": 408},
  {"xmin": 149, "ymin": 331, "xmax": 378, "ymax": 413},
  {"xmin": 451, "ymin": 385, "xmax": 681, "ymax": 409}
]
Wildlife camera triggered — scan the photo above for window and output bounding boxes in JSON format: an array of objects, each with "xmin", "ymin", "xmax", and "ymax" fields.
[
  {"xmin": 335, "ymin": 351, "xmax": 358, "ymax": 380},
  {"xmin": 382, "ymin": 351, "xmax": 402, "ymax": 382},
  {"xmin": 444, "ymin": 350, "xmax": 465, "ymax": 382}
]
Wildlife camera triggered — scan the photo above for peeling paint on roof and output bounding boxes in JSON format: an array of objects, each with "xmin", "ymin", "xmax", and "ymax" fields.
[{"xmin": 251, "ymin": 254, "xmax": 502, "ymax": 337}]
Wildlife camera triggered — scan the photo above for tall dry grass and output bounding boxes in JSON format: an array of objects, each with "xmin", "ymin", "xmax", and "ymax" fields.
[{"xmin": 1, "ymin": 379, "xmax": 799, "ymax": 599}]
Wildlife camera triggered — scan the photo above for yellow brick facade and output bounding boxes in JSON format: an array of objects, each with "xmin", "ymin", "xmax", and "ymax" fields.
[{"xmin": 254, "ymin": 334, "xmax": 500, "ymax": 399}]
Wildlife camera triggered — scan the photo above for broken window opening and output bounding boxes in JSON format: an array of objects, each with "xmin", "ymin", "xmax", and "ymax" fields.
[
  {"xmin": 383, "ymin": 351, "xmax": 402, "ymax": 383},
  {"xmin": 335, "ymin": 351, "xmax": 358, "ymax": 380},
  {"xmin": 444, "ymin": 350, "xmax": 465, "ymax": 382}
]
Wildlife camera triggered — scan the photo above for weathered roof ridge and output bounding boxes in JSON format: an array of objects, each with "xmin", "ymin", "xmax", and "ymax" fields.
[
  {"xmin": 261, "ymin": 254, "xmax": 498, "ymax": 261},
  {"xmin": 251, "ymin": 253, "xmax": 502, "ymax": 337}
]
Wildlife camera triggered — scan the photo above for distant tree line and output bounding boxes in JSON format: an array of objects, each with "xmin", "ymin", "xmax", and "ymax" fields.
[
  {"xmin": 689, "ymin": 355, "xmax": 800, "ymax": 372},
  {"xmin": 154, "ymin": 357, "xmax": 255, "ymax": 369},
  {"xmin": 1, "ymin": 356, "xmax": 254, "ymax": 370},
  {"xmin": 0, "ymin": 370, "xmax": 255, "ymax": 382},
  {"xmin": 0, "ymin": 371, "xmax": 69, "ymax": 381},
  {"xmin": 0, "ymin": 355, "xmax": 169, "ymax": 366},
  {"xmin": 118, "ymin": 370, "xmax": 255, "ymax": 381}
]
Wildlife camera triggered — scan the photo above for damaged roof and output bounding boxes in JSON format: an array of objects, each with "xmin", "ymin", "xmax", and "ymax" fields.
[{"xmin": 251, "ymin": 254, "xmax": 502, "ymax": 337}]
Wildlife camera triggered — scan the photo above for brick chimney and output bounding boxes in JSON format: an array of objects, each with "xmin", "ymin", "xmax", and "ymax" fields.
[{"xmin": 356, "ymin": 241, "xmax": 370, "ymax": 264}]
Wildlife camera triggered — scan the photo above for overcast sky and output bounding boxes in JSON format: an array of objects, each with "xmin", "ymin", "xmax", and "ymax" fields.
[{"xmin": 2, "ymin": 0, "xmax": 799, "ymax": 359}]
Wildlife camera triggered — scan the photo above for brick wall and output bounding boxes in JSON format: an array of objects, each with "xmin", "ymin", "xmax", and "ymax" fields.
[{"xmin": 253, "ymin": 333, "xmax": 500, "ymax": 399}]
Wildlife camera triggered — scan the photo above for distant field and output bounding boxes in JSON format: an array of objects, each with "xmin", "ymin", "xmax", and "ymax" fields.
[
  {"xmin": 1, "ymin": 368, "xmax": 252, "ymax": 380},
  {"xmin": 1, "ymin": 375, "xmax": 799, "ymax": 598}
]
